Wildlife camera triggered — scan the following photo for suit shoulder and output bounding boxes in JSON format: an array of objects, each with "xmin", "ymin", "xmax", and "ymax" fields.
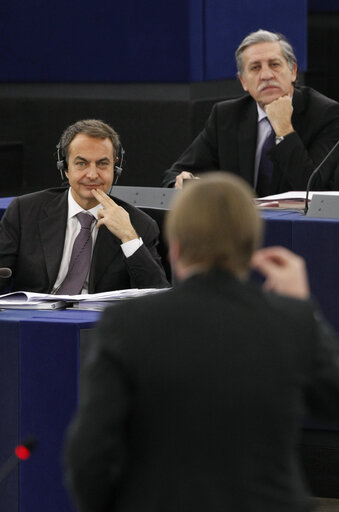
[
  {"xmin": 297, "ymin": 86, "xmax": 339, "ymax": 114},
  {"xmin": 263, "ymin": 289, "xmax": 316, "ymax": 325},
  {"xmin": 13, "ymin": 187, "xmax": 67, "ymax": 206},
  {"xmin": 5, "ymin": 187, "xmax": 67, "ymax": 216},
  {"xmin": 213, "ymin": 94, "xmax": 255, "ymax": 114}
]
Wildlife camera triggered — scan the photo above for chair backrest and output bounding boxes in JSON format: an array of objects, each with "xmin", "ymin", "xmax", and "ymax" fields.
[{"xmin": 112, "ymin": 186, "xmax": 177, "ymax": 283}]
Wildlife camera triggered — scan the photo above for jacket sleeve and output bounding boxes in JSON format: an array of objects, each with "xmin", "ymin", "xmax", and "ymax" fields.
[
  {"xmin": 162, "ymin": 103, "xmax": 220, "ymax": 187},
  {"xmin": 270, "ymin": 93, "xmax": 339, "ymax": 191},
  {"xmin": 124, "ymin": 215, "xmax": 169, "ymax": 288}
]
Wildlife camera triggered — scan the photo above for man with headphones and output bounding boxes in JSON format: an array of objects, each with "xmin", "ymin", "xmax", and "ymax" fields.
[{"xmin": 0, "ymin": 119, "xmax": 169, "ymax": 294}]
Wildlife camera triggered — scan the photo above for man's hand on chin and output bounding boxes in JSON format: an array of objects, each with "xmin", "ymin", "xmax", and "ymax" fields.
[{"xmin": 265, "ymin": 95, "xmax": 294, "ymax": 137}]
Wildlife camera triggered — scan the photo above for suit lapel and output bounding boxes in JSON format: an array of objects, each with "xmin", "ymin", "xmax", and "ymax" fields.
[
  {"xmin": 39, "ymin": 190, "xmax": 68, "ymax": 287},
  {"xmin": 237, "ymin": 101, "xmax": 258, "ymax": 185},
  {"xmin": 291, "ymin": 87, "xmax": 305, "ymax": 135},
  {"xmin": 88, "ymin": 226, "xmax": 121, "ymax": 291}
]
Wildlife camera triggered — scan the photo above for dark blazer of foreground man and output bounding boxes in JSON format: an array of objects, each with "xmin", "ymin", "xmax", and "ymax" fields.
[
  {"xmin": 163, "ymin": 30, "xmax": 339, "ymax": 193},
  {"xmin": 65, "ymin": 173, "xmax": 339, "ymax": 512},
  {"xmin": 0, "ymin": 120, "xmax": 168, "ymax": 293}
]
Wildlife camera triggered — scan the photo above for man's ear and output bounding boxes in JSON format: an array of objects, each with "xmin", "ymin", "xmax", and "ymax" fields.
[
  {"xmin": 291, "ymin": 63, "xmax": 297, "ymax": 83},
  {"xmin": 238, "ymin": 73, "xmax": 248, "ymax": 92}
]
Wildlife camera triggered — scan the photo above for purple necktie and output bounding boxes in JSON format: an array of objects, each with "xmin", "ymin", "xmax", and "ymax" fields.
[
  {"xmin": 256, "ymin": 119, "xmax": 276, "ymax": 197},
  {"xmin": 57, "ymin": 212, "xmax": 94, "ymax": 295}
]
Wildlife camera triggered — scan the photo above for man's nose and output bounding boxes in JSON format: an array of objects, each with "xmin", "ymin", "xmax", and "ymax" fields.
[
  {"xmin": 260, "ymin": 65, "xmax": 274, "ymax": 80},
  {"xmin": 86, "ymin": 163, "xmax": 99, "ymax": 178}
]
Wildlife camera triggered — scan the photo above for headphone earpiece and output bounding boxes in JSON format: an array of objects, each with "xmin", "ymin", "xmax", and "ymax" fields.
[
  {"xmin": 56, "ymin": 142, "xmax": 68, "ymax": 181},
  {"xmin": 113, "ymin": 146, "xmax": 125, "ymax": 185}
]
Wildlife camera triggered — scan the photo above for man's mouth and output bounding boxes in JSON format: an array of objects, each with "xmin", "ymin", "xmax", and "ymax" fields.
[
  {"xmin": 258, "ymin": 81, "xmax": 280, "ymax": 92},
  {"xmin": 81, "ymin": 183, "xmax": 103, "ymax": 188}
]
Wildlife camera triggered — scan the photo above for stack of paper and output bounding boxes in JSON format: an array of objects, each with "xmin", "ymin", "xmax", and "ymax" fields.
[{"xmin": 0, "ymin": 288, "xmax": 170, "ymax": 310}]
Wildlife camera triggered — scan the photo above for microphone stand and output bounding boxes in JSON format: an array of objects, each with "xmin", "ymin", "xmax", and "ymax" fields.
[{"xmin": 304, "ymin": 139, "xmax": 339, "ymax": 215}]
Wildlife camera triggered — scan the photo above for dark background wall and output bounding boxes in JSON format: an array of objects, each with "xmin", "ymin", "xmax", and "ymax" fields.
[{"xmin": 1, "ymin": 0, "xmax": 338, "ymax": 197}]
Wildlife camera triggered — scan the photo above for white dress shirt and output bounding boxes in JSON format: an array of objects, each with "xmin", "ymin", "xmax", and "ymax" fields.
[{"xmin": 52, "ymin": 189, "xmax": 143, "ymax": 294}]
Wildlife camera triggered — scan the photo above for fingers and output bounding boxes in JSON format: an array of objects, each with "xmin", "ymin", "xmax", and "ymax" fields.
[
  {"xmin": 174, "ymin": 171, "xmax": 195, "ymax": 189},
  {"xmin": 251, "ymin": 246, "xmax": 310, "ymax": 299},
  {"xmin": 252, "ymin": 246, "xmax": 293, "ymax": 270},
  {"xmin": 91, "ymin": 188, "xmax": 117, "ymax": 208},
  {"xmin": 265, "ymin": 96, "xmax": 294, "ymax": 137}
]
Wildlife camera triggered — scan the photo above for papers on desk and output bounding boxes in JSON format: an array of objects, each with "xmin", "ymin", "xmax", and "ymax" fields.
[
  {"xmin": 256, "ymin": 191, "xmax": 339, "ymax": 211},
  {"xmin": 0, "ymin": 288, "xmax": 169, "ymax": 311}
]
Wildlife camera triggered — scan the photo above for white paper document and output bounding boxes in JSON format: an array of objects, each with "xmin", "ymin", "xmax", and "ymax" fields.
[
  {"xmin": 258, "ymin": 191, "xmax": 339, "ymax": 201},
  {"xmin": 0, "ymin": 288, "xmax": 169, "ymax": 309}
]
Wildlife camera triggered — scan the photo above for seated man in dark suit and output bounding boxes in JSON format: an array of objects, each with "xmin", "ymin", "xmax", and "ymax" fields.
[
  {"xmin": 0, "ymin": 119, "xmax": 168, "ymax": 294},
  {"xmin": 64, "ymin": 172, "xmax": 339, "ymax": 512},
  {"xmin": 163, "ymin": 29, "xmax": 339, "ymax": 195}
]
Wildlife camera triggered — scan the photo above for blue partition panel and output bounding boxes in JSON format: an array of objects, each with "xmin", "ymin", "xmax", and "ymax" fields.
[{"xmin": 1, "ymin": 0, "xmax": 307, "ymax": 82}]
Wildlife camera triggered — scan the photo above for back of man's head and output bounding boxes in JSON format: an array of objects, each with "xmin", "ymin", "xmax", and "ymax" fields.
[{"xmin": 165, "ymin": 172, "xmax": 262, "ymax": 278}]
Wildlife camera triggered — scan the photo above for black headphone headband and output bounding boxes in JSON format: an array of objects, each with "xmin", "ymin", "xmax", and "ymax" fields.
[{"xmin": 56, "ymin": 141, "xmax": 125, "ymax": 185}]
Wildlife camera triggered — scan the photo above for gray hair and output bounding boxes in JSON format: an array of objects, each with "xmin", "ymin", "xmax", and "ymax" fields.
[
  {"xmin": 235, "ymin": 29, "xmax": 297, "ymax": 74},
  {"xmin": 59, "ymin": 119, "xmax": 121, "ymax": 163}
]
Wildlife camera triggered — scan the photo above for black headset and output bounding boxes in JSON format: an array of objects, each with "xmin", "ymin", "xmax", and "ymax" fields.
[{"xmin": 56, "ymin": 141, "xmax": 125, "ymax": 186}]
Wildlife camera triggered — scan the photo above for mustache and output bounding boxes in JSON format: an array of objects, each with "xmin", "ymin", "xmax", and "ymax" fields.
[{"xmin": 257, "ymin": 80, "xmax": 280, "ymax": 92}]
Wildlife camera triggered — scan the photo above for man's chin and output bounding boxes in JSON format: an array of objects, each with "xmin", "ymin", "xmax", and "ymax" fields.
[{"xmin": 259, "ymin": 91, "xmax": 283, "ymax": 107}]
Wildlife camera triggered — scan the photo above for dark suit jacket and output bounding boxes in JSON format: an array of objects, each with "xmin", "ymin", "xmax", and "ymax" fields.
[
  {"xmin": 65, "ymin": 269, "xmax": 339, "ymax": 512},
  {"xmin": 0, "ymin": 187, "xmax": 168, "ymax": 293},
  {"xmin": 162, "ymin": 86, "xmax": 339, "ymax": 193}
]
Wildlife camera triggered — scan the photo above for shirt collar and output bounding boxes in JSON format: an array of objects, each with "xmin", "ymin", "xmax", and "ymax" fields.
[
  {"xmin": 67, "ymin": 188, "xmax": 102, "ymax": 220},
  {"xmin": 256, "ymin": 103, "xmax": 267, "ymax": 122}
]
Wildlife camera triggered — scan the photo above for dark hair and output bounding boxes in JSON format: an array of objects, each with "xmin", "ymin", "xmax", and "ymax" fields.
[{"xmin": 59, "ymin": 119, "xmax": 120, "ymax": 163}]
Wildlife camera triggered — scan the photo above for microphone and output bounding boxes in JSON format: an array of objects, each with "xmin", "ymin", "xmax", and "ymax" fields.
[
  {"xmin": 304, "ymin": 139, "xmax": 339, "ymax": 215},
  {"xmin": 0, "ymin": 267, "xmax": 12, "ymax": 279},
  {"xmin": 0, "ymin": 438, "xmax": 37, "ymax": 484}
]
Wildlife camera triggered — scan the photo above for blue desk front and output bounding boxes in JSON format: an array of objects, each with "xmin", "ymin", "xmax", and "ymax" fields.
[
  {"xmin": 261, "ymin": 209, "xmax": 339, "ymax": 333},
  {"xmin": 0, "ymin": 309, "xmax": 100, "ymax": 512}
]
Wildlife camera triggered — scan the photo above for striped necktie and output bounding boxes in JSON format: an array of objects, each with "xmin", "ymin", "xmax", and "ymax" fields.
[{"xmin": 57, "ymin": 212, "xmax": 94, "ymax": 295}]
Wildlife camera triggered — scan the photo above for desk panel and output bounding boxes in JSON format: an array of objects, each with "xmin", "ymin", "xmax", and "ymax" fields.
[
  {"xmin": 262, "ymin": 210, "xmax": 339, "ymax": 333},
  {"xmin": 0, "ymin": 309, "xmax": 100, "ymax": 512}
]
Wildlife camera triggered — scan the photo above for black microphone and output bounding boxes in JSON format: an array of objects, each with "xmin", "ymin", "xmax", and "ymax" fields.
[
  {"xmin": 0, "ymin": 267, "xmax": 12, "ymax": 279},
  {"xmin": 0, "ymin": 438, "xmax": 37, "ymax": 484},
  {"xmin": 304, "ymin": 139, "xmax": 339, "ymax": 215}
]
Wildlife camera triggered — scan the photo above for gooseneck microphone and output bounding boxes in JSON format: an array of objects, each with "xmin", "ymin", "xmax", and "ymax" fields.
[
  {"xmin": 0, "ymin": 438, "xmax": 37, "ymax": 484},
  {"xmin": 304, "ymin": 139, "xmax": 339, "ymax": 215}
]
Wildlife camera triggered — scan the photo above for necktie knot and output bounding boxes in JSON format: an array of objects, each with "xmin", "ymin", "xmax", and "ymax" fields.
[{"xmin": 77, "ymin": 212, "xmax": 94, "ymax": 230}]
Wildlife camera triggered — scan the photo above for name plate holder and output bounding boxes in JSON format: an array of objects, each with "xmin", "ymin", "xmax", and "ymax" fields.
[
  {"xmin": 307, "ymin": 194, "xmax": 339, "ymax": 219},
  {"xmin": 113, "ymin": 186, "xmax": 178, "ymax": 209}
]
